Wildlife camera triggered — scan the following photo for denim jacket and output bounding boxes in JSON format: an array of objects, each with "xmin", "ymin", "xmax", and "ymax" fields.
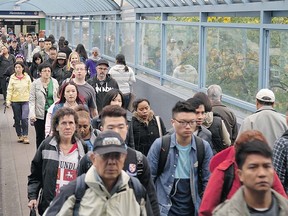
[{"xmin": 147, "ymin": 133, "xmax": 213, "ymax": 216}]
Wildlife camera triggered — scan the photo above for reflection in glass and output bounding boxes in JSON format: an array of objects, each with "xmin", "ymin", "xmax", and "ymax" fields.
[
  {"xmin": 138, "ymin": 23, "xmax": 161, "ymax": 72},
  {"xmin": 91, "ymin": 22, "xmax": 101, "ymax": 49},
  {"xmin": 74, "ymin": 21, "xmax": 80, "ymax": 46},
  {"xmin": 82, "ymin": 20, "xmax": 89, "ymax": 50},
  {"xmin": 119, "ymin": 23, "xmax": 135, "ymax": 63},
  {"xmin": 103, "ymin": 22, "xmax": 116, "ymax": 57},
  {"xmin": 269, "ymin": 30, "xmax": 288, "ymax": 113},
  {"xmin": 166, "ymin": 25, "xmax": 199, "ymax": 84},
  {"xmin": 206, "ymin": 28, "xmax": 259, "ymax": 103}
]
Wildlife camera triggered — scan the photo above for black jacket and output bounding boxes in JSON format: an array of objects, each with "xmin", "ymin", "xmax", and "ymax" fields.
[
  {"xmin": 132, "ymin": 112, "xmax": 166, "ymax": 156},
  {"xmin": 87, "ymin": 74, "xmax": 119, "ymax": 113},
  {"xmin": 27, "ymin": 136, "xmax": 87, "ymax": 215},
  {"xmin": 78, "ymin": 147, "xmax": 160, "ymax": 216}
]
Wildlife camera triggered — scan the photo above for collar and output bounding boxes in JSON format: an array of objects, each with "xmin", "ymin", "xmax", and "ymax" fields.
[{"xmin": 132, "ymin": 110, "xmax": 154, "ymax": 123}]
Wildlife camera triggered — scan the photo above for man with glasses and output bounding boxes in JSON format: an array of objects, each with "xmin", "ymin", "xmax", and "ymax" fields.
[
  {"xmin": 147, "ymin": 101, "xmax": 213, "ymax": 216},
  {"xmin": 87, "ymin": 59, "xmax": 119, "ymax": 113}
]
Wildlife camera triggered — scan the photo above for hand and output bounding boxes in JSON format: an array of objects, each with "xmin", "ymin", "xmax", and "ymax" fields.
[
  {"xmin": 6, "ymin": 102, "xmax": 10, "ymax": 108},
  {"xmin": 28, "ymin": 199, "xmax": 37, "ymax": 210},
  {"xmin": 30, "ymin": 117, "xmax": 37, "ymax": 123}
]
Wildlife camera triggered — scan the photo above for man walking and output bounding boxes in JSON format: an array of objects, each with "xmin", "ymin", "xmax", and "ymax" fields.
[
  {"xmin": 148, "ymin": 101, "xmax": 213, "ymax": 215},
  {"xmin": 239, "ymin": 88, "xmax": 287, "ymax": 148}
]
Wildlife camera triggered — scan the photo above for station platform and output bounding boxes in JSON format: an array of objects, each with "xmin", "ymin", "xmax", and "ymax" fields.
[{"xmin": 0, "ymin": 96, "xmax": 36, "ymax": 216}]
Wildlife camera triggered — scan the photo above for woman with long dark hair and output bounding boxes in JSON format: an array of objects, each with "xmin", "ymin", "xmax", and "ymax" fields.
[
  {"xmin": 75, "ymin": 43, "xmax": 88, "ymax": 63},
  {"xmin": 109, "ymin": 53, "xmax": 136, "ymax": 109},
  {"xmin": 29, "ymin": 52, "xmax": 43, "ymax": 79}
]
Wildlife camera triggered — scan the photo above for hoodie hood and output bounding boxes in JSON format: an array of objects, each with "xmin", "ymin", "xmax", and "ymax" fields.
[
  {"xmin": 111, "ymin": 64, "xmax": 127, "ymax": 73},
  {"xmin": 203, "ymin": 111, "xmax": 214, "ymax": 128}
]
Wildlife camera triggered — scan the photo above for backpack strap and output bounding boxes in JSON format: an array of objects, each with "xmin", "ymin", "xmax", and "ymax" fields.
[
  {"xmin": 194, "ymin": 136, "xmax": 205, "ymax": 197},
  {"xmin": 73, "ymin": 174, "xmax": 88, "ymax": 216},
  {"xmin": 157, "ymin": 135, "xmax": 171, "ymax": 177},
  {"xmin": 128, "ymin": 176, "xmax": 146, "ymax": 205},
  {"xmin": 135, "ymin": 150, "xmax": 144, "ymax": 176},
  {"xmin": 220, "ymin": 164, "xmax": 234, "ymax": 202},
  {"xmin": 155, "ymin": 115, "xmax": 163, "ymax": 137}
]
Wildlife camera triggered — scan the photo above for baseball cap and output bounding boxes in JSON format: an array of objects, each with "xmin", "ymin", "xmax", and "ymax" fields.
[
  {"xmin": 97, "ymin": 59, "xmax": 109, "ymax": 67},
  {"xmin": 93, "ymin": 130, "xmax": 127, "ymax": 155},
  {"xmin": 57, "ymin": 52, "xmax": 67, "ymax": 60},
  {"xmin": 256, "ymin": 89, "xmax": 275, "ymax": 103}
]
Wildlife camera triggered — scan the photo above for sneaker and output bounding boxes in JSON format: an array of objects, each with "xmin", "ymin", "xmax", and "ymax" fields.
[
  {"xmin": 17, "ymin": 136, "xmax": 24, "ymax": 143},
  {"xmin": 23, "ymin": 136, "xmax": 30, "ymax": 144}
]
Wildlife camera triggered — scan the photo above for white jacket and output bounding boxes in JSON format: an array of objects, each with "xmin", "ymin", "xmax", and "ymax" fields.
[
  {"xmin": 29, "ymin": 78, "xmax": 59, "ymax": 120},
  {"xmin": 109, "ymin": 64, "xmax": 136, "ymax": 94}
]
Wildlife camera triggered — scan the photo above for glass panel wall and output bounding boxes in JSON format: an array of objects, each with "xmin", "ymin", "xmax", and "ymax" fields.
[
  {"xmin": 103, "ymin": 22, "xmax": 116, "ymax": 57},
  {"xmin": 138, "ymin": 23, "xmax": 161, "ymax": 72},
  {"xmin": 206, "ymin": 27, "xmax": 260, "ymax": 103},
  {"xmin": 269, "ymin": 30, "xmax": 288, "ymax": 113},
  {"xmin": 166, "ymin": 25, "xmax": 199, "ymax": 84},
  {"xmin": 67, "ymin": 20, "xmax": 73, "ymax": 45},
  {"xmin": 73, "ymin": 19, "xmax": 81, "ymax": 46},
  {"xmin": 82, "ymin": 19, "xmax": 90, "ymax": 51},
  {"xmin": 60, "ymin": 18, "xmax": 66, "ymax": 39},
  {"xmin": 119, "ymin": 22, "xmax": 135, "ymax": 63},
  {"xmin": 56, "ymin": 19, "xmax": 61, "ymax": 39},
  {"xmin": 91, "ymin": 22, "xmax": 101, "ymax": 49}
]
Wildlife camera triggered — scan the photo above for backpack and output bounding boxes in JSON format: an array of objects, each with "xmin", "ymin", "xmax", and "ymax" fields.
[
  {"xmin": 220, "ymin": 164, "xmax": 234, "ymax": 202},
  {"xmin": 156, "ymin": 134, "xmax": 205, "ymax": 196},
  {"xmin": 45, "ymin": 173, "xmax": 146, "ymax": 216}
]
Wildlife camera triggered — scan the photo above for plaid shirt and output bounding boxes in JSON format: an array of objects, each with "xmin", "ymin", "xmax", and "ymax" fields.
[{"xmin": 273, "ymin": 135, "xmax": 288, "ymax": 193}]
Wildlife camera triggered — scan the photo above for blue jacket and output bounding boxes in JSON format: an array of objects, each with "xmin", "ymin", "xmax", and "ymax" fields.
[{"xmin": 147, "ymin": 133, "xmax": 213, "ymax": 216}]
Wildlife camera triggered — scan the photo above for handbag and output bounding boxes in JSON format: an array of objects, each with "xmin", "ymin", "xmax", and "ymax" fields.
[{"xmin": 30, "ymin": 208, "xmax": 37, "ymax": 216}]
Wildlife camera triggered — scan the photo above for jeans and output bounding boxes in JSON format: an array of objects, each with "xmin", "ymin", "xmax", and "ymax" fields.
[
  {"xmin": 123, "ymin": 93, "xmax": 131, "ymax": 110},
  {"xmin": 11, "ymin": 102, "xmax": 29, "ymax": 136},
  {"xmin": 34, "ymin": 111, "xmax": 47, "ymax": 148}
]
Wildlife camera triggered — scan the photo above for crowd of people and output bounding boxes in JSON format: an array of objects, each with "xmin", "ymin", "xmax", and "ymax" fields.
[{"xmin": 1, "ymin": 29, "xmax": 288, "ymax": 216}]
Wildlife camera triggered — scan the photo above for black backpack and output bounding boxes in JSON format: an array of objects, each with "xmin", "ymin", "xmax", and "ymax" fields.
[
  {"xmin": 220, "ymin": 164, "xmax": 234, "ymax": 202},
  {"xmin": 156, "ymin": 134, "xmax": 205, "ymax": 197}
]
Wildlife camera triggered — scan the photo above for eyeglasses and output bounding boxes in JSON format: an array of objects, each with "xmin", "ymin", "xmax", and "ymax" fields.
[
  {"xmin": 99, "ymin": 152, "xmax": 125, "ymax": 161},
  {"xmin": 173, "ymin": 119, "xmax": 196, "ymax": 127}
]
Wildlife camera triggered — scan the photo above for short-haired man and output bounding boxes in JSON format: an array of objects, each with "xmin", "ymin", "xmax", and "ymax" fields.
[
  {"xmin": 45, "ymin": 46, "xmax": 57, "ymax": 65},
  {"xmin": 69, "ymin": 62, "xmax": 98, "ymax": 118},
  {"xmin": 45, "ymin": 130, "xmax": 150, "ymax": 215},
  {"xmin": 42, "ymin": 38, "xmax": 52, "ymax": 61},
  {"xmin": 148, "ymin": 101, "xmax": 213, "ymax": 215},
  {"xmin": 213, "ymin": 139, "xmax": 288, "ymax": 215},
  {"xmin": 87, "ymin": 59, "xmax": 119, "ymax": 113},
  {"xmin": 239, "ymin": 88, "xmax": 287, "ymax": 149},
  {"xmin": 207, "ymin": 84, "xmax": 239, "ymax": 143},
  {"xmin": 186, "ymin": 97, "xmax": 213, "ymax": 147},
  {"xmin": 21, "ymin": 33, "xmax": 35, "ymax": 67}
]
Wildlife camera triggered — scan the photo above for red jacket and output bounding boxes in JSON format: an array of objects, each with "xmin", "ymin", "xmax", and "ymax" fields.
[{"xmin": 199, "ymin": 146, "xmax": 287, "ymax": 216}]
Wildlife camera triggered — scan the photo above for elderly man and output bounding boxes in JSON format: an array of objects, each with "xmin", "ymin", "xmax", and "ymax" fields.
[
  {"xmin": 207, "ymin": 84, "xmax": 239, "ymax": 143},
  {"xmin": 238, "ymin": 88, "xmax": 287, "ymax": 149},
  {"xmin": 44, "ymin": 130, "xmax": 151, "ymax": 215}
]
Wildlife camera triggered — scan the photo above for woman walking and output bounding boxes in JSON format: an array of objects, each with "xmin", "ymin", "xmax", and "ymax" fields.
[
  {"xmin": 109, "ymin": 54, "xmax": 136, "ymax": 109},
  {"xmin": 6, "ymin": 62, "xmax": 31, "ymax": 143}
]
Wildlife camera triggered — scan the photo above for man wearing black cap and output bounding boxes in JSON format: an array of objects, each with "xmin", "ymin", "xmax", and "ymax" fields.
[
  {"xmin": 87, "ymin": 59, "xmax": 119, "ymax": 113},
  {"xmin": 45, "ymin": 130, "xmax": 150, "ymax": 215},
  {"xmin": 239, "ymin": 88, "xmax": 287, "ymax": 148}
]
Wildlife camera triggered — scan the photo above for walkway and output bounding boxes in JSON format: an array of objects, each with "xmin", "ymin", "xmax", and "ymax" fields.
[{"xmin": 0, "ymin": 96, "xmax": 36, "ymax": 216}]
